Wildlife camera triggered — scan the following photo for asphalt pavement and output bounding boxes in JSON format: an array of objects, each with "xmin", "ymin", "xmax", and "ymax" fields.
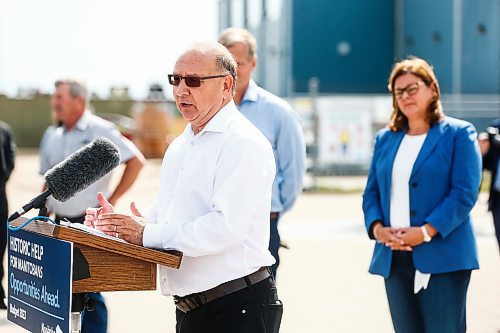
[{"xmin": 1, "ymin": 151, "xmax": 499, "ymax": 332}]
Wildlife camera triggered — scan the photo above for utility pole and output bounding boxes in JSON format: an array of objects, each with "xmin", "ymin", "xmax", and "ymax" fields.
[{"xmin": 309, "ymin": 77, "xmax": 320, "ymax": 190}]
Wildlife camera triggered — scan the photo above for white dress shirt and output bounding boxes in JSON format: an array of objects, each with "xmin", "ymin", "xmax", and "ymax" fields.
[
  {"xmin": 143, "ymin": 100, "xmax": 276, "ymax": 297},
  {"xmin": 39, "ymin": 111, "xmax": 141, "ymax": 217},
  {"xmin": 390, "ymin": 133, "xmax": 431, "ymax": 293}
]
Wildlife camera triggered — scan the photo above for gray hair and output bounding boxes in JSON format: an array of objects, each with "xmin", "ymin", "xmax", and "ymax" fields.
[
  {"xmin": 188, "ymin": 41, "xmax": 238, "ymax": 95},
  {"xmin": 54, "ymin": 79, "xmax": 89, "ymax": 105},
  {"xmin": 218, "ymin": 27, "xmax": 257, "ymax": 60}
]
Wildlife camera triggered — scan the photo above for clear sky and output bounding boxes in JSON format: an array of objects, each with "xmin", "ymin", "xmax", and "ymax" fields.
[{"xmin": 0, "ymin": 0, "xmax": 218, "ymax": 99}]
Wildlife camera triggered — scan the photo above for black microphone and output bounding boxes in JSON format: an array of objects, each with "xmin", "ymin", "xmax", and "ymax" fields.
[{"xmin": 8, "ymin": 137, "xmax": 121, "ymax": 222}]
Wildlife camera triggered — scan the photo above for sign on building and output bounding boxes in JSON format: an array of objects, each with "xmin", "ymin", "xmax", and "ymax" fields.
[{"xmin": 317, "ymin": 97, "xmax": 373, "ymax": 165}]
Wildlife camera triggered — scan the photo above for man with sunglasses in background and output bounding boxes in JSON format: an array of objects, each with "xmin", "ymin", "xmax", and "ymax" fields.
[
  {"xmin": 84, "ymin": 41, "xmax": 283, "ymax": 333},
  {"xmin": 218, "ymin": 28, "xmax": 306, "ymax": 279}
]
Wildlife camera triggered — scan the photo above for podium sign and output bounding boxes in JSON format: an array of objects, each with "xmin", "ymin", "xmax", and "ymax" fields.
[
  {"xmin": 7, "ymin": 228, "xmax": 72, "ymax": 333},
  {"xmin": 6, "ymin": 217, "xmax": 183, "ymax": 331}
]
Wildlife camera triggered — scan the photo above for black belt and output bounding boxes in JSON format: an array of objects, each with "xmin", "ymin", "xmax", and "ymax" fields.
[
  {"xmin": 55, "ymin": 214, "xmax": 86, "ymax": 224},
  {"xmin": 174, "ymin": 267, "xmax": 272, "ymax": 313},
  {"xmin": 270, "ymin": 212, "xmax": 280, "ymax": 220}
]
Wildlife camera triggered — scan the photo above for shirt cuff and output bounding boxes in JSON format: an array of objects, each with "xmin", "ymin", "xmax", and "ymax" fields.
[{"xmin": 143, "ymin": 223, "xmax": 166, "ymax": 249}]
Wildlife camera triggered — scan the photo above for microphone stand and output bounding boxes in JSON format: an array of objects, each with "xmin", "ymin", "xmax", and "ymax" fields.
[
  {"xmin": 71, "ymin": 293, "xmax": 92, "ymax": 333},
  {"xmin": 7, "ymin": 189, "xmax": 52, "ymax": 222},
  {"xmin": 38, "ymin": 205, "xmax": 48, "ymax": 219}
]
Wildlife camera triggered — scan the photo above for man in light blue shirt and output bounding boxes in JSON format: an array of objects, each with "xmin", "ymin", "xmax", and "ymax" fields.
[{"xmin": 219, "ymin": 28, "xmax": 306, "ymax": 278}]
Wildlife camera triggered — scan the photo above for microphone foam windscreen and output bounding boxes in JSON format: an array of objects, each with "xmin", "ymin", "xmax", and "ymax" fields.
[{"xmin": 44, "ymin": 137, "xmax": 121, "ymax": 202}]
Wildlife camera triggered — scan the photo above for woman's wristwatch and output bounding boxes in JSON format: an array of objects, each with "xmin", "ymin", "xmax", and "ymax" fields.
[{"xmin": 421, "ymin": 225, "xmax": 432, "ymax": 242}]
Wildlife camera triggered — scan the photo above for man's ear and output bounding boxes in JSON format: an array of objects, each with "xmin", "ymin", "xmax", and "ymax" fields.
[
  {"xmin": 250, "ymin": 55, "xmax": 257, "ymax": 71},
  {"xmin": 223, "ymin": 75, "xmax": 233, "ymax": 94},
  {"xmin": 75, "ymin": 96, "xmax": 86, "ymax": 110}
]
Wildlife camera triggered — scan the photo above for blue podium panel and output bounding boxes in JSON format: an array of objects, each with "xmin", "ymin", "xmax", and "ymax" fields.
[{"xmin": 7, "ymin": 228, "xmax": 72, "ymax": 333}]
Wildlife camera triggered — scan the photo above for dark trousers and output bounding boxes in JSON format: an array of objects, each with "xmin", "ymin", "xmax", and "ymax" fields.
[
  {"xmin": 0, "ymin": 187, "xmax": 7, "ymax": 300},
  {"xmin": 269, "ymin": 214, "xmax": 280, "ymax": 278},
  {"xmin": 385, "ymin": 251, "xmax": 471, "ymax": 333},
  {"xmin": 491, "ymin": 194, "xmax": 500, "ymax": 251},
  {"xmin": 175, "ymin": 277, "xmax": 282, "ymax": 333},
  {"xmin": 55, "ymin": 214, "xmax": 108, "ymax": 333},
  {"xmin": 81, "ymin": 292, "xmax": 108, "ymax": 333}
]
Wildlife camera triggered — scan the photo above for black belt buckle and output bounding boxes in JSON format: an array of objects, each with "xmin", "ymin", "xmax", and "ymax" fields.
[{"xmin": 174, "ymin": 294, "xmax": 207, "ymax": 313}]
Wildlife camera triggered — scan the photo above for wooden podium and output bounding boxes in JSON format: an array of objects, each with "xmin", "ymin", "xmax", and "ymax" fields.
[{"xmin": 10, "ymin": 218, "xmax": 183, "ymax": 293}]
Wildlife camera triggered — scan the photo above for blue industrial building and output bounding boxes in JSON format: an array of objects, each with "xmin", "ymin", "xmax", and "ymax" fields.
[
  {"xmin": 219, "ymin": 0, "xmax": 499, "ymax": 96},
  {"xmin": 219, "ymin": 0, "xmax": 499, "ymax": 175}
]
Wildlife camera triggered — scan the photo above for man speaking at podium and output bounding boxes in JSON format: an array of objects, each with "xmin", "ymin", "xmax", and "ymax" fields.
[
  {"xmin": 85, "ymin": 42, "xmax": 283, "ymax": 333},
  {"xmin": 39, "ymin": 79, "xmax": 145, "ymax": 333}
]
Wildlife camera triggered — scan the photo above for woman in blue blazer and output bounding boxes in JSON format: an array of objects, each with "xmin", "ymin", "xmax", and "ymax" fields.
[{"xmin": 362, "ymin": 57, "xmax": 481, "ymax": 333}]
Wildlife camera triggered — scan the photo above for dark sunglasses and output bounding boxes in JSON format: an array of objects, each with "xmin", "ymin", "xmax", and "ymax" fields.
[{"xmin": 167, "ymin": 74, "xmax": 227, "ymax": 88}]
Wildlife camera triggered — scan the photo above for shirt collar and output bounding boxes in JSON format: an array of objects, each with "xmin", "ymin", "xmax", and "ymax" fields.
[
  {"xmin": 241, "ymin": 80, "xmax": 259, "ymax": 104},
  {"xmin": 69, "ymin": 110, "xmax": 91, "ymax": 132},
  {"xmin": 183, "ymin": 100, "xmax": 237, "ymax": 137}
]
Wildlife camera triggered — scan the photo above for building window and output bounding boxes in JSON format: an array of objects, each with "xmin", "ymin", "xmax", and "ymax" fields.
[
  {"xmin": 267, "ymin": 0, "xmax": 282, "ymax": 22},
  {"xmin": 247, "ymin": 0, "xmax": 262, "ymax": 29},
  {"xmin": 230, "ymin": 0, "xmax": 245, "ymax": 27}
]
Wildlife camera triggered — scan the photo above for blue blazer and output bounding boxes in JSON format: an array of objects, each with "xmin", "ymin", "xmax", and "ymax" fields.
[{"xmin": 363, "ymin": 117, "xmax": 481, "ymax": 278}]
